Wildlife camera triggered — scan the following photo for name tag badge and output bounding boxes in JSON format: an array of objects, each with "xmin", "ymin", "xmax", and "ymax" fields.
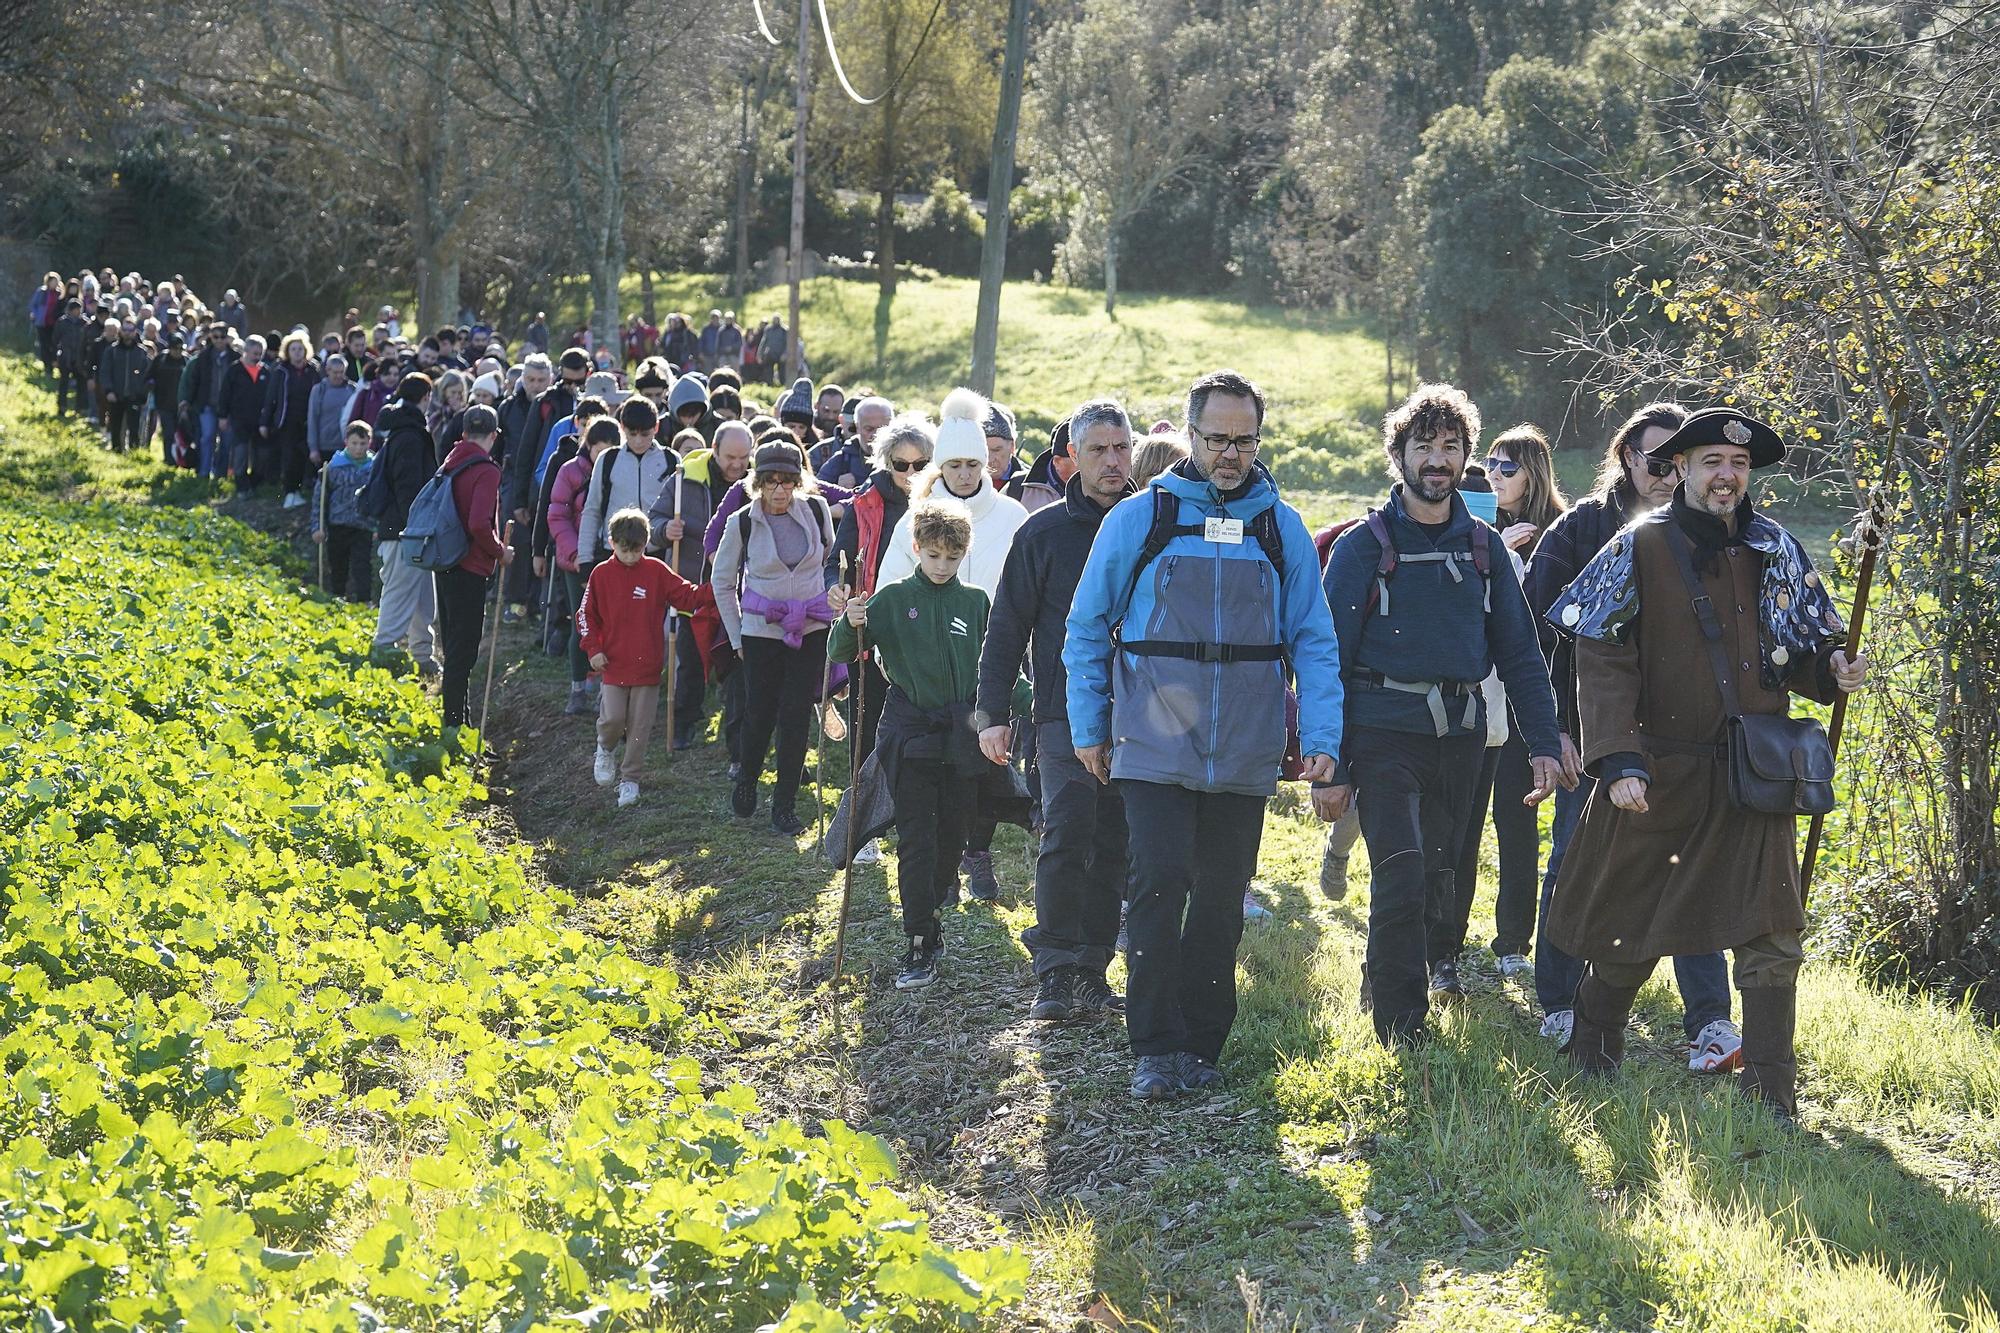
[{"xmin": 1204, "ymin": 517, "xmax": 1244, "ymax": 545}]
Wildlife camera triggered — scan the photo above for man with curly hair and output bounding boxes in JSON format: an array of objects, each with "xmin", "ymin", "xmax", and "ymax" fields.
[{"xmin": 1318, "ymin": 384, "xmax": 1568, "ymax": 1048}]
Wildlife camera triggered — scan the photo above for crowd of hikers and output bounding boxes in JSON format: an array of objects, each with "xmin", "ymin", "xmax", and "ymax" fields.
[{"xmin": 27, "ymin": 267, "xmax": 1870, "ymax": 1116}]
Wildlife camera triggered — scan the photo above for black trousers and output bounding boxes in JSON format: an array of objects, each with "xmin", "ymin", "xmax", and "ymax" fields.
[
  {"xmin": 892, "ymin": 755, "xmax": 971, "ymax": 942},
  {"xmin": 739, "ymin": 631, "xmax": 826, "ymax": 814},
  {"xmin": 56, "ymin": 367, "xmax": 84, "ymax": 416},
  {"xmin": 1350, "ymin": 725, "xmax": 1485, "ymax": 1044},
  {"xmin": 1021, "ymin": 720, "xmax": 1127, "ymax": 978},
  {"xmin": 104, "ymin": 398, "xmax": 143, "ymax": 452},
  {"xmin": 671, "ymin": 621, "xmax": 706, "ymax": 742},
  {"xmin": 277, "ymin": 423, "xmax": 312, "ymax": 493},
  {"xmin": 36, "ymin": 323, "xmax": 55, "ymax": 372},
  {"xmin": 721, "ymin": 667, "xmax": 746, "ymax": 763},
  {"xmin": 324, "ymin": 527, "xmax": 375, "ymax": 602},
  {"xmin": 1119, "ymin": 779, "xmax": 1266, "ymax": 1061},
  {"xmin": 435, "ymin": 565, "xmax": 492, "ymax": 728}
]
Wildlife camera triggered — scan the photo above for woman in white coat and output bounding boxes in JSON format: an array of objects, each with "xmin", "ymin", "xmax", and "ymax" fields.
[
  {"xmin": 874, "ymin": 386, "xmax": 1030, "ymax": 900},
  {"xmin": 875, "ymin": 387, "xmax": 1029, "ymax": 597}
]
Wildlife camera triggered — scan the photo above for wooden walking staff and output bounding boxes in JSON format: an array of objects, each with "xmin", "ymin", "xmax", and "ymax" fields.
[
  {"xmin": 813, "ymin": 553, "xmax": 849, "ymax": 849},
  {"xmin": 315, "ymin": 460, "xmax": 329, "ymax": 591},
  {"xmin": 662, "ymin": 472, "xmax": 683, "ymax": 752},
  {"xmin": 830, "ymin": 560, "xmax": 867, "ymax": 990},
  {"xmin": 478, "ymin": 517, "xmax": 517, "ymax": 752},
  {"xmin": 1800, "ymin": 490, "xmax": 1888, "ymax": 902}
]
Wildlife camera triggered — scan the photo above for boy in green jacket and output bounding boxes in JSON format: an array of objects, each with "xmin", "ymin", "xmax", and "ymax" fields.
[{"xmin": 829, "ymin": 498, "xmax": 988, "ymax": 990}]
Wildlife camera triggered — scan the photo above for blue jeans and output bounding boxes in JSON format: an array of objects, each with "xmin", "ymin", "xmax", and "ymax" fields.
[
  {"xmin": 1533, "ymin": 773, "xmax": 1730, "ymax": 1040},
  {"xmin": 196, "ymin": 408, "xmax": 225, "ymax": 478}
]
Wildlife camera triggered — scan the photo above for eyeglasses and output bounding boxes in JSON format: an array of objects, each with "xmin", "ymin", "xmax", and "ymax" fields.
[
  {"xmin": 758, "ymin": 474, "xmax": 799, "ymax": 489},
  {"xmin": 1481, "ymin": 456, "xmax": 1521, "ymax": 479},
  {"xmin": 1192, "ymin": 427, "xmax": 1260, "ymax": 457},
  {"xmin": 888, "ymin": 455, "xmax": 929, "ymax": 473},
  {"xmin": 1639, "ymin": 455, "xmax": 1677, "ymax": 479}
]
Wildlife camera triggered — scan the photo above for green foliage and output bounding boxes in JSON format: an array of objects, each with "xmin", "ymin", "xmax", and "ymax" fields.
[{"xmin": 0, "ymin": 361, "xmax": 1025, "ymax": 1328}]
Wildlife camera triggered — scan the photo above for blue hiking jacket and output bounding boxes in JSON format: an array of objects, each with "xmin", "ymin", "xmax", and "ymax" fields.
[{"xmin": 1065, "ymin": 460, "xmax": 1342, "ymax": 796}]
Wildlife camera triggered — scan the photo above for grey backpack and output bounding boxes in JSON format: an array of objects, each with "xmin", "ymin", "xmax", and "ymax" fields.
[{"xmin": 401, "ymin": 455, "xmax": 496, "ymax": 572}]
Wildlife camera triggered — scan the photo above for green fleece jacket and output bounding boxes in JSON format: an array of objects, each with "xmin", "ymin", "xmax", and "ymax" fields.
[{"xmin": 829, "ymin": 572, "xmax": 989, "ymax": 712}]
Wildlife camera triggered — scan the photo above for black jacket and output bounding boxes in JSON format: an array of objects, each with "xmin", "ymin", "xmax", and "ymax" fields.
[
  {"xmin": 150, "ymin": 345, "xmax": 187, "ymax": 410},
  {"xmin": 1522, "ymin": 480, "xmax": 1639, "ymax": 736},
  {"xmin": 98, "ymin": 340, "xmax": 153, "ymax": 404},
  {"xmin": 975, "ymin": 473, "xmax": 1127, "ymax": 727},
  {"xmin": 186, "ymin": 345, "xmax": 237, "ymax": 412},
  {"xmin": 511, "ymin": 383, "xmax": 578, "ymax": 514},
  {"xmin": 372, "ymin": 401, "xmax": 439, "ymax": 542},
  {"xmin": 260, "ymin": 360, "xmax": 320, "ymax": 436},
  {"xmin": 218, "ymin": 360, "xmax": 270, "ymax": 435},
  {"xmin": 497, "ymin": 386, "xmax": 535, "ymax": 506}
]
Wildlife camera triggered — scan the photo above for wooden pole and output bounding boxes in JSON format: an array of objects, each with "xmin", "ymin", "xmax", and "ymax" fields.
[
  {"xmin": 478, "ymin": 517, "xmax": 516, "ymax": 751},
  {"xmin": 315, "ymin": 460, "xmax": 328, "ymax": 592},
  {"xmin": 1800, "ymin": 495, "xmax": 1886, "ymax": 902},
  {"xmin": 663, "ymin": 471, "xmax": 683, "ymax": 752},
  {"xmin": 830, "ymin": 582, "xmax": 866, "ymax": 990},
  {"xmin": 969, "ymin": 0, "xmax": 1031, "ymax": 396},
  {"xmin": 815, "ymin": 553, "xmax": 849, "ymax": 849}
]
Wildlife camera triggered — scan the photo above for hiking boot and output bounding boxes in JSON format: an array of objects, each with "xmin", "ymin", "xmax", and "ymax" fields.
[
  {"xmin": 414, "ymin": 658, "xmax": 442, "ymax": 680},
  {"xmin": 1176, "ymin": 1052, "xmax": 1224, "ymax": 1093},
  {"xmin": 730, "ymin": 780, "xmax": 756, "ymax": 819},
  {"xmin": 282, "ymin": 491, "xmax": 305, "ymax": 509},
  {"xmin": 1688, "ymin": 1018, "xmax": 1744, "ymax": 1074},
  {"xmin": 1540, "ymin": 1009, "xmax": 1575, "ymax": 1049},
  {"xmin": 565, "ymin": 683, "xmax": 591, "ymax": 716},
  {"xmin": 1497, "ymin": 953, "xmax": 1533, "ymax": 979},
  {"xmin": 771, "ymin": 808, "xmax": 805, "ymax": 838},
  {"xmin": 1428, "ymin": 958, "xmax": 1466, "ymax": 999},
  {"xmin": 1320, "ymin": 849, "xmax": 1349, "ymax": 901},
  {"xmin": 853, "ymin": 838, "xmax": 881, "ymax": 865},
  {"xmin": 616, "ymin": 781, "xmax": 640, "ymax": 808},
  {"xmin": 1129, "ymin": 1054, "xmax": 1185, "ymax": 1101},
  {"xmin": 1073, "ymin": 969, "xmax": 1124, "ymax": 1014},
  {"xmin": 592, "ymin": 747, "xmax": 617, "ymax": 786},
  {"xmin": 1737, "ymin": 986, "xmax": 1799, "ymax": 1122},
  {"xmin": 895, "ymin": 936, "xmax": 939, "ymax": 990},
  {"xmin": 820, "ymin": 699, "xmax": 847, "ymax": 741},
  {"xmin": 501, "ymin": 605, "xmax": 523, "ymax": 625},
  {"xmin": 1243, "ymin": 889, "xmax": 1272, "ymax": 922},
  {"xmin": 1568, "ymin": 974, "xmax": 1642, "ymax": 1075},
  {"xmin": 1030, "ymin": 967, "xmax": 1077, "ymax": 1022},
  {"xmin": 962, "ymin": 850, "xmax": 999, "ymax": 902}
]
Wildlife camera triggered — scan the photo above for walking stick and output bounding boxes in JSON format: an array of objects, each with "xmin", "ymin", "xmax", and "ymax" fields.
[
  {"xmin": 814, "ymin": 554, "xmax": 849, "ymax": 849},
  {"xmin": 830, "ymin": 574, "xmax": 867, "ymax": 991},
  {"xmin": 315, "ymin": 462, "xmax": 328, "ymax": 592},
  {"xmin": 1800, "ymin": 490, "xmax": 1888, "ymax": 902},
  {"xmin": 478, "ymin": 517, "xmax": 516, "ymax": 754},
  {"xmin": 663, "ymin": 472, "xmax": 683, "ymax": 753}
]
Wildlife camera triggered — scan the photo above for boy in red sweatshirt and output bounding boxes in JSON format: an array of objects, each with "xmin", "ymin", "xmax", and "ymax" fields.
[{"xmin": 577, "ymin": 507, "xmax": 712, "ymax": 806}]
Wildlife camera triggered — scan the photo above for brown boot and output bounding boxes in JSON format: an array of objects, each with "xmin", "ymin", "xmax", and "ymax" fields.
[
  {"xmin": 1737, "ymin": 986, "xmax": 1799, "ymax": 1121},
  {"xmin": 1568, "ymin": 973, "xmax": 1642, "ymax": 1074}
]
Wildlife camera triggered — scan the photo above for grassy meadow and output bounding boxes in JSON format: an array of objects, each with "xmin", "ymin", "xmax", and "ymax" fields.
[{"xmin": 4, "ymin": 330, "xmax": 1979, "ymax": 1330}]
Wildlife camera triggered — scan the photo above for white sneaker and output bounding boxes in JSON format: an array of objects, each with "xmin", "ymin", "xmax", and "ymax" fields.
[
  {"xmin": 853, "ymin": 838, "xmax": 881, "ymax": 865},
  {"xmin": 1497, "ymin": 953, "xmax": 1532, "ymax": 979},
  {"xmin": 592, "ymin": 748, "xmax": 617, "ymax": 786},
  {"xmin": 1540, "ymin": 1009, "xmax": 1575, "ymax": 1047},
  {"xmin": 1688, "ymin": 1018, "xmax": 1744, "ymax": 1074},
  {"xmin": 616, "ymin": 781, "xmax": 639, "ymax": 808},
  {"xmin": 282, "ymin": 491, "xmax": 305, "ymax": 509}
]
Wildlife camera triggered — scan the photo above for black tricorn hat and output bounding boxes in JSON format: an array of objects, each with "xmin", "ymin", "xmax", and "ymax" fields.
[{"xmin": 1649, "ymin": 407, "xmax": 1785, "ymax": 469}]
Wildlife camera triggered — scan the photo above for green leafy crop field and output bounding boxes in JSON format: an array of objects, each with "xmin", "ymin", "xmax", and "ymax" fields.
[{"xmin": 0, "ymin": 355, "xmax": 1022, "ymax": 1330}]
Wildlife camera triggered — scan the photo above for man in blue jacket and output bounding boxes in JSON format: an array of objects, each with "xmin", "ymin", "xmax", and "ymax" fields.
[
  {"xmin": 1319, "ymin": 384, "xmax": 1568, "ymax": 1048},
  {"xmin": 1066, "ymin": 370, "xmax": 1344, "ymax": 1100}
]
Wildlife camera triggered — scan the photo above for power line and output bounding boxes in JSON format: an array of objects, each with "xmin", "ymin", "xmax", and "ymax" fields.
[{"xmin": 815, "ymin": 0, "xmax": 949, "ymax": 106}]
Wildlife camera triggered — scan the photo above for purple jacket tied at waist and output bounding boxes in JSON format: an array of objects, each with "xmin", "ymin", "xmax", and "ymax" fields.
[{"xmin": 739, "ymin": 587, "xmax": 836, "ymax": 649}]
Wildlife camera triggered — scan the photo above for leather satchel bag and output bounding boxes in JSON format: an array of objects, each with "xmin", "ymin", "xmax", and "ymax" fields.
[{"xmin": 1666, "ymin": 525, "xmax": 1836, "ymax": 817}]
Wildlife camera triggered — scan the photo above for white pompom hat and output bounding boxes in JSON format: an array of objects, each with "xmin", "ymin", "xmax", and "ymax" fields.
[{"xmin": 934, "ymin": 387, "xmax": 990, "ymax": 466}]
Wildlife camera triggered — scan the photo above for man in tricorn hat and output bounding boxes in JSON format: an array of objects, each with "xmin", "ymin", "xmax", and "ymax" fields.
[{"xmin": 1544, "ymin": 407, "xmax": 1869, "ymax": 1119}]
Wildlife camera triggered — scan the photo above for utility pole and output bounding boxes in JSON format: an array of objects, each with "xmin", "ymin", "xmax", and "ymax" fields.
[
  {"xmin": 969, "ymin": 0, "xmax": 1031, "ymax": 397},
  {"xmin": 734, "ymin": 76, "xmax": 753, "ymax": 304},
  {"xmin": 788, "ymin": 0, "xmax": 812, "ymax": 382}
]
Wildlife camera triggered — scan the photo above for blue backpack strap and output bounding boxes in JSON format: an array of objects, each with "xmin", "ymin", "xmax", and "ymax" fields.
[{"xmin": 1363, "ymin": 509, "xmax": 1395, "ymax": 618}]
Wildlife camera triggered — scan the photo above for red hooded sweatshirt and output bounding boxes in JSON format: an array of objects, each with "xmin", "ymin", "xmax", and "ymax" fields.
[
  {"xmin": 443, "ymin": 439, "xmax": 506, "ymax": 576},
  {"xmin": 575, "ymin": 555, "xmax": 714, "ymax": 687}
]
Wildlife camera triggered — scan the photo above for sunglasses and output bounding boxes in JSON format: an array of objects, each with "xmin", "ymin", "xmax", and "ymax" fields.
[
  {"xmin": 1481, "ymin": 456, "xmax": 1521, "ymax": 479},
  {"xmin": 1639, "ymin": 455, "xmax": 1677, "ymax": 478},
  {"xmin": 888, "ymin": 455, "xmax": 929, "ymax": 473}
]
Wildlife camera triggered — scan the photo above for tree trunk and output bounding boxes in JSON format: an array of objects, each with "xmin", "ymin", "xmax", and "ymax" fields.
[
  {"xmin": 640, "ymin": 268, "xmax": 655, "ymax": 323},
  {"xmin": 1103, "ymin": 228, "xmax": 1119, "ymax": 317},
  {"xmin": 734, "ymin": 76, "xmax": 753, "ymax": 304},
  {"xmin": 590, "ymin": 82, "xmax": 627, "ymax": 353},
  {"xmin": 876, "ymin": 21, "xmax": 899, "ymax": 297},
  {"xmin": 970, "ymin": 0, "xmax": 1031, "ymax": 395},
  {"xmin": 787, "ymin": 0, "xmax": 811, "ymax": 381}
]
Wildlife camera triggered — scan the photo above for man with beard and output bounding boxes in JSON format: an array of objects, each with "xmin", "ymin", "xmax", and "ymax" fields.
[
  {"xmin": 498, "ymin": 353, "xmax": 556, "ymax": 619},
  {"xmin": 1319, "ymin": 384, "xmax": 1567, "ymax": 1048},
  {"xmin": 977, "ymin": 398, "xmax": 1135, "ymax": 1023},
  {"xmin": 1545, "ymin": 409, "xmax": 1868, "ymax": 1120},
  {"xmin": 1066, "ymin": 370, "xmax": 1343, "ymax": 1098},
  {"xmin": 1525, "ymin": 402, "xmax": 1739, "ymax": 1072}
]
